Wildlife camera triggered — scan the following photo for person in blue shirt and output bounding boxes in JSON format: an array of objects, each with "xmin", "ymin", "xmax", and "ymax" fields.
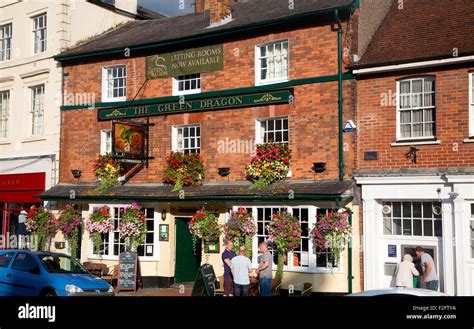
[{"xmin": 221, "ymin": 239, "xmax": 236, "ymax": 296}]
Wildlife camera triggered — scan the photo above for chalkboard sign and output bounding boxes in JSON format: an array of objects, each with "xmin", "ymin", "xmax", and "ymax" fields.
[
  {"xmin": 117, "ymin": 251, "xmax": 140, "ymax": 292},
  {"xmin": 191, "ymin": 263, "xmax": 217, "ymax": 296}
]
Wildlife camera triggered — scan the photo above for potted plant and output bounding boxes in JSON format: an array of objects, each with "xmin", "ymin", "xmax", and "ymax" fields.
[
  {"xmin": 222, "ymin": 208, "xmax": 256, "ymax": 258},
  {"xmin": 118, "ymin": 203, "xmax": 146, "ymax": 252},
  {"xmin": 86, "ymin": 206, "xmax": 114, "ymax": 254},
  {"xmin": 266, "ymin": 211, "xmax": 301, "ymax": 281},
  {"xmin": 93, "ymin": 154, "xmax": 123, "ymax": 192},
  {"xmin": 189, "ymin": 208, "xmax": 221, "ymax": 256},
  {"xmin": 52, "ymin": 203, "xmax": 82, "ymax": 258},
  {"xmin": 310, "ymin": 212, "xmax": 351, "ymax": 264},
  {"xmin": 25, "ymin": 206, "xmax": 55, "ymax": 252},
  {"xmin": 163, "ymin": 152, "xmax": 204, "ymax": 192},
  {"xmin": 245, "ymin": 143, "xmax": 291, "ymax": 190}
]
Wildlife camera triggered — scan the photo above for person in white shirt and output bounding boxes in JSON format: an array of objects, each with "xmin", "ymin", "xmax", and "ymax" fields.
[
  {"xmin": 231, "ymin": 246, "xmax": 252, "ymax": 296},
  {"xmin": 395, "ymin": 254, "xmax": 419, "ymax": 288}
]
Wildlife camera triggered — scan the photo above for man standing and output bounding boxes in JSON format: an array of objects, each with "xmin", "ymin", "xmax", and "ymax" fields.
[
  {"xmin": 231, "ymin": 246, "xmax": 252, "ymax": 296},
  {"xmin": 256, "ymin": 241, "xmax": 273, "ymax": 297},
  {"xmin": 415, "ymin": 246, "xmax": 439, "ymax": 291},
  {"xmin": 221, "ymin": 239, "xmax": 236, "ymax": 296}
]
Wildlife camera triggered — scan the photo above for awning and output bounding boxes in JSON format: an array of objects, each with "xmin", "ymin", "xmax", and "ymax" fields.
[
  {"xmin": 39, "ymin": 179, "xmax": 354, "ymax": 203},
  {"xmin": 0, "ymin": 172, "xmax": 45, "ymax": 203}
]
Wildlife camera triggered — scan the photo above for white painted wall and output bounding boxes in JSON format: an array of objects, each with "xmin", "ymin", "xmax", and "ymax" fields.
[
  {"xmin": 0, "ymin": 0, "xmax": 138, "ymax": 185},
  {"xmin": 357, "ymin": 176, "xmax": 474, "ymax": 296}
]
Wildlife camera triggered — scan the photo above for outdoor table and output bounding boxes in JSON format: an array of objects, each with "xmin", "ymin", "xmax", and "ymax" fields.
[{"xmin": 84, "ymin": 263, "xmax": 108, "ymax": 277}]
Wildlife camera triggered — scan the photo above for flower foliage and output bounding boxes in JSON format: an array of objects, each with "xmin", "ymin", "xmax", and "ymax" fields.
[
  {"xmin": 53, "ymin": 203, "xmax": 82, "ymax": 258},
  {"xmin": 189, "ymin": 209, "xmax": 221, "ymax": 254},
  {"xmin": 245, "ymin": 143, "xmax": 291, "ymax": 190},
  {"xmin": 118, "ymin": 202, "xmax": 146, "ymax": 251},
  {"xmin": 310, "ymin": 212, "xmax": 351, "ymax": 263},
  {"xmin": 163, "ymin": 152, "xmax": 204, "ymax": 192},
  {"xmin": 222, "ymin": 208, "xmax": 256, "ymax": 258},
  {"xmin": 87, "ymin": 206, "xmax": 114, "ymax": 254},
  {"xmin": 26, "ymin": 206, "xmax": 55, "ymax": 251},
  {"xmin": 93, "ymin": 154, "xmax": 123, "ymax": 192}
]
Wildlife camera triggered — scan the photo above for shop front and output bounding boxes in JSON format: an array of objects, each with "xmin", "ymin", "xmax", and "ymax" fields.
[
  {"xmin": 40, "ymin": 179, "xmax": 361, "ymax": 294},
  {"xmin": 0, "ymin": 172, "xmax": 45, "ymax": 249}
]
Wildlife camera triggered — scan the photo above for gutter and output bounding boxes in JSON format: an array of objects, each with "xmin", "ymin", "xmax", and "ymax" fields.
[
  {"xmin": 335, "ymin": 10, "xmax": 344, "ymax": 181},
  {"xmin": 55, "ymin": 3, "xmax": 356, "ymax": 62},
  {"xmin": 353, "ymin": 55, "xmax": 474, "ymax": 75}
]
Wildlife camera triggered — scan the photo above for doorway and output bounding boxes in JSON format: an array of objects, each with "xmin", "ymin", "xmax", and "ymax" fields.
[
  {"xmin": 0, "ymin": 203, "xmax": 38, "ymax": 249},
  {"xmin": 174, "ymin": 217, "xmax": 201, "ymax": 283},
  {"xmin": 401, "ymin": 245, "xmax": 440, "ymax": 289}
]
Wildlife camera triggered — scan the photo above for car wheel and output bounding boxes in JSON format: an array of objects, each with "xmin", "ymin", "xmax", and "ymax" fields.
[{"xmin": 41, "ymin": 289, "xmax": 57, "ymax": 297}]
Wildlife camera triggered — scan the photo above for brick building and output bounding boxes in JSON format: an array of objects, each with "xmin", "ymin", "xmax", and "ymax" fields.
[
  {"xmin": 353, "ymin": 0, "xmax": 474, "ymax": 295},
  {"xmin": 40, "ymin": 0, "xmax": 391, "ymax": 293}
]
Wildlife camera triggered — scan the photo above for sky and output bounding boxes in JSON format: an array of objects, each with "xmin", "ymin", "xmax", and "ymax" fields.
[{"xmin": 138, "ymin": 0, "xmax": 194, "ymax": 16}]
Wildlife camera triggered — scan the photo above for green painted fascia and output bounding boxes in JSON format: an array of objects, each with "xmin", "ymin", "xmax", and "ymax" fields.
[
  {"xmin": 61, "ymin": 73, "xmax": 354, "ymax": 111},
  {"xmin": 40, "ymin": 194, "xmax": 353, "ymax": 203},
  {"xmin": 55, "ymin": 3, "xmax": 355, "ymax": 63},
  {"xmin": 351, "ymin": 0, "xmax": 360, "ymax": 11}
]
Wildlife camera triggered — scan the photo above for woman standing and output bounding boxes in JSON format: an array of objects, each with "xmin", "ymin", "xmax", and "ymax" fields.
[{"xmin": 395, "ymin": 254, "xmax": 420, "ymax": 288}]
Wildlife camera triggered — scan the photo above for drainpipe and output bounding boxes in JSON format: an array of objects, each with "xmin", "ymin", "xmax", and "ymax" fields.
[
  {"xmin": 335, "ymin": 9, "xmax": 344, "ymax": 181},
  {"xmin": 337, "ymin": 202, "xmax": 354, "ymax": 294}
]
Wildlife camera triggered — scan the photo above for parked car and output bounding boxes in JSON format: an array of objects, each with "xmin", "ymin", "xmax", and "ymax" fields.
[
  {"xmin": 348, "ymin": 287, "xmax": 449, "ymax": 297},
  {"xmin": 0, "ymin": 250, "xmax": 114, "ymax": 296}
]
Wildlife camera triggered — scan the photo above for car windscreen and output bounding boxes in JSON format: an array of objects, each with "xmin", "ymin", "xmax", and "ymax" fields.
[{"xmin": 39, "ymin": 255, "xmax": 88, "ymax": 274}]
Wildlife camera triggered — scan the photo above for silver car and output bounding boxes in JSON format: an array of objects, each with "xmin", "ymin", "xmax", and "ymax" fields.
[{"xmin": 348, "ymin": 287, "xmax": 449, "ymax": 297}]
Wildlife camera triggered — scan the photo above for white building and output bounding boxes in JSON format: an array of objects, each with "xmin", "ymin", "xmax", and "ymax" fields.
[{"xmin": 0, "ymin": 0, "xmax": 160, "ymax": 244}]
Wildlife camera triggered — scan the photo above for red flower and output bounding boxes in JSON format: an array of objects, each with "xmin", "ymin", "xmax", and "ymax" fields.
[
  {"xmin": 197, "ymin": 212, "xmax": 205, "ymax": 218},
  {"xmin": 101, "ymin": 209, "xmax": 108, "ymax": 216}
]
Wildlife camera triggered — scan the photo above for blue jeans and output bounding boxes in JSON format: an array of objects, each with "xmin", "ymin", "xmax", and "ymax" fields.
[
  {"xmin": 260, "ymin": 277, "xmax": 272, "ymax": 297},
  {"xmin": 426, "ymin": 280, "xmax": 439, "ymax": 291},
  {"xmin": 234, "ymin": 283, "xmax": 249, "ymax": 297}
]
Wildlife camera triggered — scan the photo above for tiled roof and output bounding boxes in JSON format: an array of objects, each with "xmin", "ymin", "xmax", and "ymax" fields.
[
  {"xmin": 58, "ymin": 0, "xmax": 355, "ymax": 58},
  {"xmin": 39, "ymin": 179, "xmax": 355, "ymax": 201},
  {"xmin": 355, "ymin": 0, "xmax": 474, "ymax": 68}
]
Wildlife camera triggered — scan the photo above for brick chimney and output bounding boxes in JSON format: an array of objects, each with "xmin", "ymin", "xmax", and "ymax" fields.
[{"xmin": 195, "ymin": 0, "xmax": 238, "ymax": 24}]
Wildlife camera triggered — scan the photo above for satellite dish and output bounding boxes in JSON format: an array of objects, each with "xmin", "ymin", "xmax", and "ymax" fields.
[
  {"xmin": 382, "ymin": 205, "xmax": 392, "ymax": 215},
  {"xmin": 432, "ymin": 205, "xmax": 442, "ymax": 216}
]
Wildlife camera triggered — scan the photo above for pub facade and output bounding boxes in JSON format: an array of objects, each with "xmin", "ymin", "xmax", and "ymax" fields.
[{"xmin": 41, "ymin": 0, "xmax": 392, "ymax": 294}]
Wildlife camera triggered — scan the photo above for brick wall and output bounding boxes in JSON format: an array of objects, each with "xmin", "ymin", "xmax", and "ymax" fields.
[
  {"xmin": 356, "ymin": 65, "xmax": 474, "ymax": 171},
  {"xmin": 59, "ymin": 20, "xmax": 357, "ymax": 184}
]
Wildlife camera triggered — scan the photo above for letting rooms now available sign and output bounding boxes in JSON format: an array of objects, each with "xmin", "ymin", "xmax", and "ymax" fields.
[{"xmin": 146, "ymin": 44, "xmax": 224, "ymax": 79}]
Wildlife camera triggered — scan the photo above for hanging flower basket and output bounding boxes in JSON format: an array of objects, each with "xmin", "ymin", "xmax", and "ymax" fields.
[
  {"xmin": 222, "ymin": 208, "xmax": 256, "ymax": 258},
  {"xmin": 266, "ymin": 211, "xmax": 301, "ymax": 281},
  {"xmin": 118, "ymin": 203, "xmax": 146, "ymax": 252},
  {"xmin": 52, "ymin": 203, "xmax": 82, "ymax": 258},
  {"xmin": 245, "ymin": 143, "xmax": 291, "ymax": 190},
  {"xmin": 310, "ymin": 212, "xmax": 351, "ymax": 264},
  {"xmin": 93, "ymin": 154, "xmax": 123, "ymax": 192},
  {"xmin": 189, "ymin": 209, "xmax": 221, "ymax": 255},
  {"xmin": 25, "ymin": 206, "xmax": 55, "ymax": 252},
  {"xmin": 163, "ymin": 152, "xmax": 204, "ymax": 192},
  {"xmin": 86, "ymin": 206, "xmax": 114, "ymax": 254}
]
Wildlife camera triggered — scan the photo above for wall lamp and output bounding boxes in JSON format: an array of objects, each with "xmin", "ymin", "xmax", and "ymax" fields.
[
  {"xmin": 161, "ymin": 209, "xmax": 167, "ymax": 221},
  {"xmin": 312, "ymin": 162, "xmax": 326, "ymax": 173},
  {"xmin": 71, "ymin": 170, "xmax": 81, "ymax": 179},
  {"xmin": 218, "ymin": 167, "xmax": 231, "ymax": 177}
]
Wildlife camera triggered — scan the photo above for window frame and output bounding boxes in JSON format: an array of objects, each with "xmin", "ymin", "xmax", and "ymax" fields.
[
  {"xmin": 469, "ymin": 73, "xmax": 474, "ymax": 137},
  {"xmin": 32, "ymin": 13, "xmax": 47, "ymax": 54},
  {"xmin": 396, "ymin": 76, "xmax": 436, "ymax": 141},
  {"xmin": 29, "ymin": 84, "xmax": 45, "ymax": 137},
  {"xmin": 0, "ymin": 90, "xmax": 10, "ymax": 140},
  {"xmin": 255, "ymin": 116, "xmax": 289, "ymax": 144},
  {"xmin": 172, "ymin": 73, "xmax": 202, "ymax": 96},
  {"xmin": 101, "ymin": 65, "xmax": 127, "ymax": 102},
  {"xmin": 231, "ymin": 205, "xmax": 344, "ymax": 273},
  {"xmin": 255, "ymin": 39, "xmax": 290, "ymax": 86},
  {"xmin": 381, "ymin": 201, "xmax": 443, "ymax": 238},
  {"xmin": 88, "ymin": 204, "xmax": 160, "ymax": 261},
  {"xmin": 172, "ymin": 124, "xmax": 201, "ymax": 154},
  {"xmin": 0, "ymin": 23, "xmax": 12, "ymax": 62},
  {"xmin": 100, "ymin": 129, "xmax": 112, "ymax": 155}
]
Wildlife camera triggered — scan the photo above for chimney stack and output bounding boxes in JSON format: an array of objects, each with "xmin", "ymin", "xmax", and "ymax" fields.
[{"xmin": 195, "ymin": 0, "xmax": 239, "ymax": 24}]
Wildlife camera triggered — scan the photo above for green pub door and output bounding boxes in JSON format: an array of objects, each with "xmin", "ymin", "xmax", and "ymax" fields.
[{"xmin": 174, "ymin": 218, "xmax": 201, "ymax": 283}]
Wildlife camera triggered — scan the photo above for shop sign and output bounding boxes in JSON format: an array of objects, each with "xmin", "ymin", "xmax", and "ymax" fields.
[
  {"xmin": 98, "ymin": 90, "xmax": 292, "ymax": 121},
  {"xmin": 112, "ymin": 122, "xmax": 146, "ymax": 160},
  {"xmin": 146, "ymin": 44, "xmax": 224, "ymax": 79}
]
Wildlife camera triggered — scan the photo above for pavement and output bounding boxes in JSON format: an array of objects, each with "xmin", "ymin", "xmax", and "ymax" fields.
[{"xmin": 116, "ymin": 282, "xmax": 194, "ymax": 296}]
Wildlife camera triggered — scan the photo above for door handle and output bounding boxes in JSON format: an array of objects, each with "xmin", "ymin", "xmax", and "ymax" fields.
[{"xmin": 6, "ymin": 273, "xmax": 11, "ymax": 278}]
